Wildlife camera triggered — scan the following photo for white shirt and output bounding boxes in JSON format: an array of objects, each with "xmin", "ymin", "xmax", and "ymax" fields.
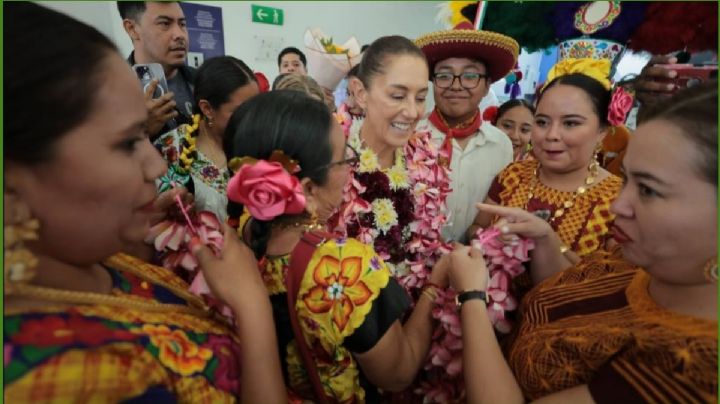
[{"xmin": 421, "ymin": 119, "xmax": 513, "ymax": 243}]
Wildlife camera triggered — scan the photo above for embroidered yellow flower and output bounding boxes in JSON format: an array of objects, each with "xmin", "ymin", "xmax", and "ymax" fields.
[
  {"xmin": 137, "ymin": 324, "xmax": 212, "ymax": 376},
  {"xmin": 303, "ymin": 256, "xmax": 373, "ymax": 332},
  {"xmin": 358, "ymin": 148, "xmax": 379, "ymax": 173},
  {"xmin": 386, "ymin": 164, "xmax": 410, "ymax": 190},
  {"xmin": 371, "ymin": 198, "xmax": 398, "ymax": 234}
]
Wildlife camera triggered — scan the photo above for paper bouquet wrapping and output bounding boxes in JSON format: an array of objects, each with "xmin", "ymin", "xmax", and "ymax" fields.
[{"xmin": 304, "ymin": 28, "xmax": 362, "ymax": 90}]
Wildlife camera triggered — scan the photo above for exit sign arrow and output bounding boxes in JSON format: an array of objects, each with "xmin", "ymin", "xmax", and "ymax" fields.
[{"xmin": 251, "ymin": 4, "xmax": 284, "ymax": 26}]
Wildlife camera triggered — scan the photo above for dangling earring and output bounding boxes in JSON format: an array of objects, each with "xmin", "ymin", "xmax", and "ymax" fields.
[
  {"xmin": 703, "ymin": 256, "xmax": 717, "ymax": 284},
  {"xmin": 588, "ymin": 143, "xmax": 602, "ymax": 175},
  {"xmin": 206, "ymin": 116, "xmax": 214, "ymax": 128},
  {"xmin": 306, "ymin": 210, "xmax": 324, "ymax": 231},
  {"xmin": 4, "ymin": 215, "xmax": 40, "ymax": 293}
]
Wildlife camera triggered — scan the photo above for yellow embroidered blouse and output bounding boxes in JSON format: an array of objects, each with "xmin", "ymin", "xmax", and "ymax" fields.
[{"xmin": 258, "ymin": 237, "xmax": 409, "ymax": 403}]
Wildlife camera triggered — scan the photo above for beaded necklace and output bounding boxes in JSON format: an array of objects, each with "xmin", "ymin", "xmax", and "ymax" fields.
[{"xmin": 525, "ymin": 159, "xmax": 599, "ymax": 225}]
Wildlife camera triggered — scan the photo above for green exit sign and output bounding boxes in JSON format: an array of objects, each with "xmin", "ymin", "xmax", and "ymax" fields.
[{"xmin": 251, "ymin": 4, "xmax": 284, "ymax": 26}]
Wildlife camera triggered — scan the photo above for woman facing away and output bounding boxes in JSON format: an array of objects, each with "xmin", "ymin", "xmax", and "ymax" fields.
[
  {"xmin": 4, "ymin": 3, "xmax": 284, "ymax": 403},
  {"xmin": 467, "ymin": 68, "xmax": 625, "ymax": 301},
  {"xmin": 223, "ymin": 90, "xmax": 451, "ymax": 402},
  {"xmin": 449, "ymin": 81, "xmax": 717, "ymax": 403},
  {"xmin": 154, "ymin": 56, "xmax": 260, "ymax": 221}
]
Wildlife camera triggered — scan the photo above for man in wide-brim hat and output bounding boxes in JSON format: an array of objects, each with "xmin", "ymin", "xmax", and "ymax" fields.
[{"xmin": 416, "ymin": 22, "xmax": 519, "ymax": 243}]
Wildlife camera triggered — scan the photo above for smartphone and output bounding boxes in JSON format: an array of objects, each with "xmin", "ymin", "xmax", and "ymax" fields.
[
  {"xmin": 658, "ymin": 64, "xmax": 718, "ymax": 92},
  {"xmin": 133, "ymin": 63, "xmax": 169, "ymax": 99}
]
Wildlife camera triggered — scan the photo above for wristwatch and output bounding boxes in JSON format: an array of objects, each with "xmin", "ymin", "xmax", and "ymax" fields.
[{"xmin": 455, "ymin": 290, "xmax": 488, "ymax": 309}]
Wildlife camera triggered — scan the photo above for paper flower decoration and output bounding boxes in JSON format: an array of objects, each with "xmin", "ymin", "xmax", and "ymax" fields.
[{"xmin": 304, "ymin": 28, "xmax": 362, "ymax": 90}]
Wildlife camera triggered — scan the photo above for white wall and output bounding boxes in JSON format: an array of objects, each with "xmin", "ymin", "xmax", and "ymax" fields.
[
  {"xmin": 41, "ymin": 1, "xmax": 445, "ymax": 83},
  {"xmin": 203, "ymin": 1, "xmax": 444, "ymax": 83}
]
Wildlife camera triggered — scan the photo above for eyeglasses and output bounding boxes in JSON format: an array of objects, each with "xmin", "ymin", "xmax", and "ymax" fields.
[
  {"xmin": 433, "ymin": 72, "xmax": 489, "ymax": 89},
  {"xmin": 306, "ymin": 143, "xmax": 359, "ymax": 174}
]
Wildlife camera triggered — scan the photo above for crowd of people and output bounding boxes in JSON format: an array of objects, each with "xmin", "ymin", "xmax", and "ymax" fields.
[{"xmin": 4, "ymin": 2, "xmax": 717, "ymax": 403}]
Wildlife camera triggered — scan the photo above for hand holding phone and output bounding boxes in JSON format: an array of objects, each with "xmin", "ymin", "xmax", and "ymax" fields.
[
  {"xmin": 133, "ymin": 63, "xmax": 178, "ymax": 137},
  {"xmin": 133, "ymin": 63, "xmax": 169, "ymax": 99},
  {"xmin": 657, "ymin": 64, "xmax": 718, "ymax": 93}
]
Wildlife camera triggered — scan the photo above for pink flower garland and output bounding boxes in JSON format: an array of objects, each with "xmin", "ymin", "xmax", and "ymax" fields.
[
  {"xmin": 150, "ymin": 210, "xmax": 233, "ymax": 319},
  {"xmin": 330, "ymin": 119, "xmax": 459, "ymax": 401},
  {"xmin": 330, "ymin": 119, "xmax": 452, "ymax": 290},
  {"xmin": 400, "ymin": 131, "xmax": 453, "ymax": 290},
  {"xmin": 417, "ymin": 227, "xmax": 534, "ymax": 402}
]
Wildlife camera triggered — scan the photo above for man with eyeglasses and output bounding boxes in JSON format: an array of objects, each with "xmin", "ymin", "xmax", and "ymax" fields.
[{"xmin": 416, "ymin": 23, "xmax": 519, "ymax": 243}]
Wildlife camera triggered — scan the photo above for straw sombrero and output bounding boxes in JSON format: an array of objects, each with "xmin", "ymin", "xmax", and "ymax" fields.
[{"xmin": 415, "ymin": 22, "xmax": 519, "ymax": 83}]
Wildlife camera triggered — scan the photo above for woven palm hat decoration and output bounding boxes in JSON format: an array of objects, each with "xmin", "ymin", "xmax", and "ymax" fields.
[{"xmin": 416, "ymin": 23, "xmax": 519, "ymax": 83}]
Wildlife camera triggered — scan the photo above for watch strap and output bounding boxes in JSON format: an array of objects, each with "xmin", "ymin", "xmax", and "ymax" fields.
[{"xmin": 456, "ymin": 290, "xmax": 488, "ymax": 307}]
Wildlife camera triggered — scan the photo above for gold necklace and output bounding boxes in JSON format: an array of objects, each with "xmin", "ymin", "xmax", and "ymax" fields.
[
  {"xmin": 7, "ymin": 283, "xmax": 211, "ymax": 317},
  {"xmin": 524, "ymin": 160, "xmax": 599, "ymax": 226},
  {"xmin": 6, "ymin": 258, "xmax": 212, "ymax": 317}
]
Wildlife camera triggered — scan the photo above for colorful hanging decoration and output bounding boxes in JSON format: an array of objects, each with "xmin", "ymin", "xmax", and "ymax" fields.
[
  {"xmin": 450, "ymin": 2, "xmax": 716, "ymax": 57},
  {"xmin": 503, "ymin": 63, "xmax": 523, "ymax": 100}
]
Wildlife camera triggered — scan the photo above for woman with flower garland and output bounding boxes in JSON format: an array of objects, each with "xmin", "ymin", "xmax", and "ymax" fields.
[
  {"xmin": 4, "ymin": 3, "xmax": 285, "ymax": 403},
  {"xmin": 329, "ymin": 35, "xmax": 452, "ymax": 293},
  {"xmin": 467, "ymin": 62, "xmax": 628, "ymax": 301},
  {"xmin": 449, "ymin": 82, "xmax": 717, "ymax": 404},
  {"xmin": 224, "ymin": 90, "xmax": 450, "ymax": 402},
  {"xmin": 154, "ymin": 56, "xmax": 260, "ymax": 221}
]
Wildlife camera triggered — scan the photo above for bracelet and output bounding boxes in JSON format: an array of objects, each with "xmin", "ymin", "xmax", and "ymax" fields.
[
  {"xmin": 421, "ymin": 288, "xmax": 438, "ymax": 303},
  {"xmin": 421, "ymin": 283, "xmax": 439, "ymax": 302}
]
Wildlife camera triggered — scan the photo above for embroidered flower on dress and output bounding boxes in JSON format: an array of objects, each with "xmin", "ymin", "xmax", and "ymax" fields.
[
  {"xmin": 11, "ymin": 314, "xmax": 137, "ymax": 347},
  {"xmin": 204, "ymin": 335, "xmax": 241, "ymax": 394},
  {"xmin": 137, "ymin": 324, "xmax": 213, "ymax": 376},
  {"xmin": 157, "ymin": 164, "xmax": 191, "ymax": 193},
  {"xmin": 302, "ymin": 255, "xmax": 372, "ymax": 332},
  {"xmin": 200, "ymin": 165, "xmax": 221, "ymax": 179}
]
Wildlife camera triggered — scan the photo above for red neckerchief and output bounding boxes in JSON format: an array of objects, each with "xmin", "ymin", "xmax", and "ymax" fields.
[{"xmin": 428, "ymin": 107, "xmax": 482, "ymax": 161}]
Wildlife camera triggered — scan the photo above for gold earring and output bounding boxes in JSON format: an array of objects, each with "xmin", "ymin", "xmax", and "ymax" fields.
[
  {"xmin": 588, "ymin": 143, "xmax": 602, "ymax": 175},
  {"xmin": 703, "ymin": 257, "xmax": 717, "ymax": 284},
  {"xmin": 306, "ymin": 210, "xmax": 324, "ymax": 231},
  {"xmin": 4, "ymin": 216, "xmax": 40, "ymax": 293},
  {"xmin": 206, "ymin": 116, "xmax": 214, "ymax": 128}
]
